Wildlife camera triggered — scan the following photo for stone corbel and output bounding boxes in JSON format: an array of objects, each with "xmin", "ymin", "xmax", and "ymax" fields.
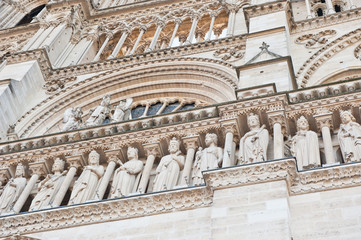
[{"xmin": 180, "ymin": 135, "xmax": 201, "ymax": 185}]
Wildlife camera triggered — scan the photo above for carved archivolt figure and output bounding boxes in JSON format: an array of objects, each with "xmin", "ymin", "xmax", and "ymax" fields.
[
  {"xmin": 238, "ymin": 113, "xmax": 269, "ymax": 164},
  {"xmin": 69, "ymin": 150, "xmax": 104, "ymax": 204},
  {"xmin": 153, "ymin": 138, "xmax": 185, "ymax": 191},
  {"xmin": 29, "ymin": 158, "xmax": 67, "ymax": 211},
  {"xmin": 290, "ymin": 116, "xmax": 321, "ymax": 170},
  {"xmin": 85, "ymin": 95, "xmax": 111, "ymax": 127},
  {"xmin": 109, "ymin": 147, "xmax": 143, "ymax": 198},
  {"xmin": 62, "ymin": 107, "xmax": 83, "ymax": 131},
  {"xmin": 192, "ymin": 133, "xmax": 223, "ymax": 185},
  {"xmin": 111, "ymin": 98, "xmax": 133, "ymax": 123},
  {"xmin": 338, "ymin": 111, "xmax": 361, "ymax": 162},
  {"xmin": 0, "ymin": 164, "xmax": 27, "ymax": 215}
]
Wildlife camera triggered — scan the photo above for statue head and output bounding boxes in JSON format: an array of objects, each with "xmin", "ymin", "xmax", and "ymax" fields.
[
  {"xmin": 340, "ymin": 110, "xmax": 355, "ymax": 124},
  {"xmin": 168, "ymin": 137, "xmax": 180, "ymax": 154},
  {"xmin": 247, "ymin": 113, "xmax": 260, "ymax": 129},
  {"xmin": 127, "ymin": 147, "xmax": 139, "ymax": 160},
  {"xmin": 52, "ymin": 158, "xmax": 65, "ymax": 172},
  {"xmin": 15, "ymin": 163, "xmax": 25, "ymax": 177},
  {"xmin": 88, "ymin": 150, "xmax": 100, "ymax": 165},
  {"xmin": 101, "ymin": 95, "xmax": 111, "ymax": 106},
  {"xmin": 297, "ymin": 116, "xmax": 309, "ymax": 131},
  {"xmin": 205, "ymin": 133, "xmax": 218, "ymax": 147}
]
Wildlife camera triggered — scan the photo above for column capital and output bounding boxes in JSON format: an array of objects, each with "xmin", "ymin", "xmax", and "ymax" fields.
[
  {"xmin": 174, "ymin": 17, "xmax": 183, "ymax": 25},
  {"xmin": 139, "ymin": 25, "xmax": 148, "ymax": 32},
  {"xmin": 65, "ymin": 154, "xmax": 84, "ymax": 169},
  {"xmin": 220, "ymin": 118, "xmax": 240, "ymax": 135},
  {"xmin": 104, "ymin": 149, "xmax": 121, "ymax": 163},
  {"xmin": 155, "ymin": 19, "xmax": 166, "ymax": 28},
  {"xmin": 313, "ymin": 112, "xmax": 334, "ymax": 131},
  {"xmin": 143, "ymin": 142, "xmax": 162, "ymax": 158},
  {"xmin": 29, "ymin": 161, "xmax": 48, "ymax": 177},
  {"xmin": 267, "ymin": 109, "xmax": 288, "ymax": 135},
  {"xmin": 182, "ymin": 135, "xmax": 200, "ymax": 150},
  {"xmin": 226, "ymin": 3, "xmax": 240, "ymax": 13}
]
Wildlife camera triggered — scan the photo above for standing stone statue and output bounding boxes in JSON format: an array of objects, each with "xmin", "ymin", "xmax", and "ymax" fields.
[
  {"xmin": 69, "ymin": 150, "xmax": 104, "ymax": 204},
  {"xmin": 62, "ymin": 107, "xmax": 83, "ymax": 131},
  {"xmin": 153, "ymin": 138, "xmax": 185, "ymax": 191},
  {"xmin": 338, "ymin": 110, "xmax": 361, "ymax": 162},
  {"xmin": 29, "ymin": 158, "xmax": 67, "ymax": 211},
  {"xmin": 290, "ymin": 116, "xmax": 321, "ymax": 170},
  {"xmin": 85, "ymin": 94, "xmax": 111, "ymax": 127},
  {"xmin": 109, "ymin": 147, "xmax": 144, "ymax": 198},
  {"xmin": 238, "ymin": 113, "xmax": 269, "ymax": 164},
  {"xmin": 0, "ymin": 164, "xmax": 27, "ymax": 215},
  {"xmin": 192, "ymin": 133, "xmax": 223, "ymax": 185},
  {"xmin": 111, "ymin": 98, "xmax": 133, "ymax": 123}
]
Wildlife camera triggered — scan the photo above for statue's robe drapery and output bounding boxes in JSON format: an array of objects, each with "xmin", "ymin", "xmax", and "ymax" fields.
[
  {"xmin": 239, "ymin": 128, "xmax": 269, "ymax": 164},
  {"xmin": 291, "ymin": 130, "xmax": 321, "ymax": 170},
  {"xmin": 29, "ymin": 173, "xmax": 66, "ymax": 211},
  {"xmin": 153, "ymin": 153, "xmax": 185, "ymax": 191},
  {"xmin": 109, "ymin": 160, "xmax": 143, "ymax": 198},
  {"xmin": 338, "ymin": 122, "xmax": 361, "ymax": 162},
  {"xmin": 0, "ymin": 177, "xmax": 26, "ymax": 214},
  {"xmin": 69, "ymin": 165, "xmax": 104, "ymax": 204}
]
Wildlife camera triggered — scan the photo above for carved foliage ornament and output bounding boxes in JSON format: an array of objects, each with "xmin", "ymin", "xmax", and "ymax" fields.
[
  {"xmin": 295, "ymin": 30, "xmax": 336, "ymax": 49},
  {"xmin": 213, "ymin": 44, "xmax": 245, "ymax": 61}
]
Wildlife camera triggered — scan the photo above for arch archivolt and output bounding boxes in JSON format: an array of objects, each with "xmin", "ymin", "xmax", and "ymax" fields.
[
  {"xmin": 16, "ymin": 58, "xmax": 238, "ymax": 138},
  {"xmin": 296, "ymin": 28, "xmax": 361, "ymax": 87}
]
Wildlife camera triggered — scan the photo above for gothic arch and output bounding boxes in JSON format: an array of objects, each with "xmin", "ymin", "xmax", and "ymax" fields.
[{"xmin": 16, "ymin": 57, "xmax": 238, "ymax": 138}]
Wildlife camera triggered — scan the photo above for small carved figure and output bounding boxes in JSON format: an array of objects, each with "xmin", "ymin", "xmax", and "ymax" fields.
[
  {"xmin": 192, "ymin": 133, "xmax": 223, "ymax": 185},
  {"xmin": 111, "ymin": 98, "xmax": 133, "ymax": 123},
  {"xmin": 109, "ymin": 147, "xmax": 143, "ymax": 198},
  {"xmin": 338, "ymin": 111, "xmax": 361, "ymax": 162},
  {"xmin": 0, "ymin": 164, "xmax": 27, "ymax": 215},
  {"xmin": 238, "ymin": 113, "xmax": 269, "ymax": 164},
  {"xmin": 85, "ymin": 95, "xmax": 111, "ymax": 127},
  {"xmin": 153, "ymin": 138, "xmax": 185, "ymax": 191},
  {"xmin": 29, "ymin": 158, "xmax": 67, "ymax": 211},
  {"xmin": 290, "ymin": 116, "xmax": 321, "ymax": 170},
  {"xmin": 62, "ymin": 107, "xmax": 83, "ymax": 131},
  {"xmin": 69, "ymin": 150, "xmax": 104, "ymax": 204}
]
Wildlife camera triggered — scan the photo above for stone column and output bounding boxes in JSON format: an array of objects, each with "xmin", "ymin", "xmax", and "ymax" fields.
[
  {"xmin": 268, "ymin": 110, "xmax": 287, "ymax": 159},
  {"xmin": 226, "ymin": 4, "xmax": 238, "ymax": 37},
  {"xmin": 13, "ymin": 162, "xmax": 47, "ymax": 213},
  {"xmin": 221, "ymin": 119, "xmax": 239, "ymax": 168},
  {"xmin": 108, "ymin": 29, "xmax": 131, "ymax": 59},
  {"xmin": 185, "ymin": 14, "xmax": 200, "ymax": 45},
  {"xmin": 325, "ymin": 0, "xmax": 336, "ymax": 14},
  {"xmin": 130, "ymin": 26, "xmax": 147, "ymax": 55},
  {"xmin": 93, "ymin": 149, "xmax": 120, "ymax": 200},
  {"xmin": 314, "ymin": 112, "xmax": 336, "ymax": 165},
  {"xmin": 137, "ymin": 143, "xmax": 161, "ymax": 193},
  {"xmin": 205, "ymin": 13, "xmax": 217, "ymax": 41},
  {"xmin": 0, "ymin": 168, "xmax": 11, "ymax": 188},
  {"xmin": 146, "ymin": 20, "xmax": 165, "ymax": 52},
  {"xmin": 305, "ymin": 0, "xmax": 312, "ymax": 18},
  {"xmin": 180, "ymin": 135, "xmax": 200, "ymax": 185},
  {"xmin": 52, "ymin": 155, "xmax": 83, "ymax": 207},
  {"xmin": 93, "ymin": 32, "xmax": 113, "ymax": 62},
  {"xmin": 168, "ymin": 18, "xmax": 182, "ymax": 47}
]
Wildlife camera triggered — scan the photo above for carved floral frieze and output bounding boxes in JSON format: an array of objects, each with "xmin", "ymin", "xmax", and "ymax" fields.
[{"xmin": 295, "ymin": 30, "xmax": 336, "ymax": 49}]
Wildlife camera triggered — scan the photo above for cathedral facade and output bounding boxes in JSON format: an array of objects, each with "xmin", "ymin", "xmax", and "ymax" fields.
[{"xmin": 0, "ymin": 0, "xmax": 361, "ymax": 239}]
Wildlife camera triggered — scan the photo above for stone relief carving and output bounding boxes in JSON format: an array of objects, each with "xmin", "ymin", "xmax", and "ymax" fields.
[
  {"xmin": 85, "ymin": 95, "xmax": 111, "ymax": 127},
  {"xmin": 29, "ymin": 158, "xmax": 67, "ymax": 211},
  {"xmin": 354, "ymin": 44, "xmax": 361, "ymax": 61},
  {"xmin": 62, "ymin": 107, "xmax": 83, "ymax": 132},
  {"xmin": 295, "ymin": 30, "xmax": 336, "ymax": 49},
  {"xmin": 111, "ymin": 98, "xmax": 133, "ymax": 123},
  {"xmin": 153, "ymin": 138, "xmax": 185, "ymax": 191},
  {"xmin": 0, "ymin": 164, "xmax": 27, "ymax": 215},
  {"xmin": 290, "ymin": 116, "xmax": 321, "ymax": 170},
  {"xmin": 68, "ymin": 150, "xmax": 104, "ymax": 204},
  {"xmin": 213, "ymin": 44, "xmax": 245, "ymax": 61},
  {"xmin": 238, "ymin": 113, "xmax": 269, "ymax": 164},
  {"xmin": 192, "ymin": 133, "xmax": 223, "ymax": 185},
  {"xmin": 109, "ymin": 147, "xmax": 143, "ymax": 198},
  {"xmin": 338, "ymin": 110, "xmax": 361, "ymax": 162},
  {"xmin": 42, "ymin": 77, "xmax": 73, "ymax": 94}
]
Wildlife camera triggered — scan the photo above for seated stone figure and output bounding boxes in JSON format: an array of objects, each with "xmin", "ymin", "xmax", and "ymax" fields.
[
  {"xmin": 290, "ymin": 116, "xmax": 321, "ymax": 170},
  {"xmin": 153, "ymin": 138, "xmax": 185, "ymax": 191},
  {"xmin": 238, "ymin": 113, "xmax": 269, "ymax": 164},
  {"xmin": 192, "ymin": 133, "xmax": 223, "ymax": 185},
  {"xmin": 69, "ymin": 150, "xmax": 104, "ymax": 204},
  {"xmin": 338, "ymin": 110, "xmax": 361, "ymax": 162},
  {"xmin": 109, "ymin": 147, "xmax": 144, "ymax": 198},
  {"xmin": 29, "ymin": 158, "xmax": 67, "ymax": 211},
  {"xmin": 0, "ymin": 164, "xmax": 27, "ymax": 215},
  {"xmin": 85, "ymin": 95, "xmax": 111, "ymax": 127}
]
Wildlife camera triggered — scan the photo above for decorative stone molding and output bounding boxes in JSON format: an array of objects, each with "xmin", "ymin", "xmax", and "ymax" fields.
[
  {"xmin": 213, "ymin": 44, "xmax": 245, "ymax": 61},
  {"xmin": 295, "ymin": 30, "xmax": 336, "ymax": 49}
]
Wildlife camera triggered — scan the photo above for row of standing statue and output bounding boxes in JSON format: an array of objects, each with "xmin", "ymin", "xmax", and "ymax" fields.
[{"xmin": 1, "ymin": 111, "xmax": 361, "ymax": 215}]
